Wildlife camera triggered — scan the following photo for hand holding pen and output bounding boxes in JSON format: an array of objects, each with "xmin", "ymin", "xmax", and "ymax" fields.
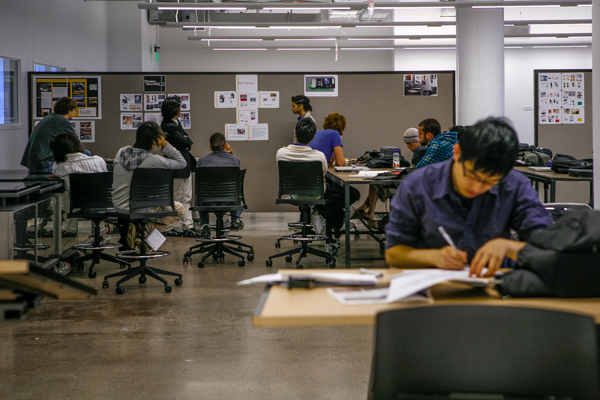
[{"xmin": 437, "ymin": 226, "xmax": 468, "ymax": 271}]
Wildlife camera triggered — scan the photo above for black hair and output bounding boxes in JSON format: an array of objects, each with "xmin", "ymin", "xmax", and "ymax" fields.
[
  {"xmin": 418, "ymin": 118, "xmax": 441, "ymax": 137},
  {"xmin": 448, "ymin": 125, "xmax": 469, "ymax": 142},
  {"xmin": 54, "ymin": 97, "xmax": 77, "ymax": 115},
  {"xmin": 49, "ymin": 133, "xmax": 83, "ymax": 163},
  {"xmin": 459, "ymin": 117, "xmax": 519, "ymax": 177},
  {"xmin": 210, "ymin": 132, "xmax": 227, "ymax": 152},
  {"xmin": 291, "ymin": 95, "xmax": 313, "ymax": 112},
  {"xmin": 133, "ymin": 122, "xmax": 164, "ymax": 151},
  {"xmin": 295, "ymin": 119, "xmax": 317, "ymax": 144},
  {"xmin": 161, "ymin": 96, "xmax": 181, "ymax": 119}
]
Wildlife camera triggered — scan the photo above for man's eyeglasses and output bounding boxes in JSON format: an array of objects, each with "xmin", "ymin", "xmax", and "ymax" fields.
[{"xmin": 461, "ymin": 162, "xmax": 502, "ymax": 187}]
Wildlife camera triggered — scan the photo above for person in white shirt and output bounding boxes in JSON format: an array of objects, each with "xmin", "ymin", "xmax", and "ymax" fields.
[{"xmin": 50, "ymin": 133, "xmax": 108, "ymax": 236}]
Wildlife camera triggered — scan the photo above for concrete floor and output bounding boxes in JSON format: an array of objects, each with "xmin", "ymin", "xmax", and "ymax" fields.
[{"xmin": 0, "ymin": 212, "xmax": 389, "ymax": 400}]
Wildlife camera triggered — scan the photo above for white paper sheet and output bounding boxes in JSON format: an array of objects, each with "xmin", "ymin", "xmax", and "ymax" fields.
[
  {"xmin": 215, "ymin": 91, "xmax": 238, "ymax": 108},
  {"xmin": 226, "ymin": 124, "xmax": 248, "ymax": 141},
  {"xmin": 236, "ymin": 75, "xmax": 258, "ymax": 92},
  {"xmin": 249, "ymin": 124, "xmax": 268, "ymax": 141},
  {"xmin": 259, "ymin": 91, "xmax": 280, "ymax": 108}
]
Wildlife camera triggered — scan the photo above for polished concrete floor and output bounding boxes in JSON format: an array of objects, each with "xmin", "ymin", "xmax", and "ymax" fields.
[{"xmin": 0, "ymin": 212, "xmax": 390, "ymax": 400}]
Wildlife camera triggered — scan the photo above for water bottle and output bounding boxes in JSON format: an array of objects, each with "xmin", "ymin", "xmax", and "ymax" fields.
[{"xmin": 393, "ymin": 150, "xmax": 400, "ymax": 168}]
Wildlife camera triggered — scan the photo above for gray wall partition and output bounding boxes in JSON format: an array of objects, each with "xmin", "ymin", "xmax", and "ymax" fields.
[{"xmin": 30, "ymin": 72, "xmax": 456, "ymax": 212}]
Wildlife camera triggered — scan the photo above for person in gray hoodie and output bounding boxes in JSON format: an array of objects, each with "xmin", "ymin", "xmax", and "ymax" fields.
[{"xmin": 112, "ymin": 122, "xmax": 186, "ymax": 249}]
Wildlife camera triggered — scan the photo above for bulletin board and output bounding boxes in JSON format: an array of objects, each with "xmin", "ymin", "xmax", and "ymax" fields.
[
  {"xmin": 534, "ymin": 69, "xmax": 592, "ymax": 203},
  {"xmin": 29, "ymin": 71, "xmax": 455, "ymax": 212}
]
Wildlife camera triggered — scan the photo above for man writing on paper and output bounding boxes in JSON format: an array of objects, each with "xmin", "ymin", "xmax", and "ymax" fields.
[{"xmin": 385, "ymin": 118, "xmax": 553, "ymax": 277}]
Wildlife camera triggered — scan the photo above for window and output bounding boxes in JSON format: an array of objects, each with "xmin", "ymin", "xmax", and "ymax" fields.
[
  {"xmin": 34, "ymin": 64, "xmax": 66, "ymax": 73},
  {"xmin": 0, "ymin": 57, "xmax": 19, "ymax": 125}
]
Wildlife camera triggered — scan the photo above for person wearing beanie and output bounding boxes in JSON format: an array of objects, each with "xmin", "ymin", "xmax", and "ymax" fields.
[{"xmin": 403, "ymin": 127, "xmax": 428, "ymax": 167}]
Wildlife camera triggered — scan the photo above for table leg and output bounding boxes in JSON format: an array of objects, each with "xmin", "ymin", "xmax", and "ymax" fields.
[
  {"xmin": 550, "ymin": 182, "xmax": 556, "ymax": 203},
  {"xmin": 590, "ymin": 181, "xmax": 594, "ymax": 208},
  {"xmin": 543, "ymin": 183, "xmax": 549, "ymax": 203},
  {"xmin": 344, "ymin": 182, "xmax": 351, "ymax": 269},
  {"xmin": 54, "ymin": 193, "xmax": 61, "ymax": 255}
]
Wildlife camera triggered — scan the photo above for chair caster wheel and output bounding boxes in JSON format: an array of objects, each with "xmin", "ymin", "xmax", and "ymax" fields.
[
  {"xmin": 329, "ymin": 260, "xmax": 337, "ymax": 268},
  {"xmin": 120, "ymin": 263, "xmax": 127, "ymax": 269},
  {"xmin": 183, "ymin": 257, "xmax": 188, "ymax": 265},
  {"xmin": 275, "ymin": 242, "xmax": 280, "ymax": 248},
  {"xmin": 54, "ymin": 261, "xmax": 71, "ymax": 277},
  {"xmin": 102, "ymin": 280, "xmax": 109, "ymax": 289},
  {"xmin": 174, "ymin": 278, "xmax": 182, "ymax": 286},
  {"xmin": 238, "ymin": 245, "xmax": 243, "ymax": 251},
  {"xmin": 77, "ymin": 263, "xmax": 85, "ymax": 270},
  {"xmin": 285, "ymin": 255, "xmax": 293, "ymax": 262},
  {"xmin": 139, "ymin": 276, "xmax": 147, "ymax": 284},
  {"xmin": 184, "ymin": 252, "xmax": 191, "ymax": 258},
  {"xmin": 165, "ymin": 285, "xmax": 172, "ymax": 293},
  {"xmin": 266, "ymin": 260, "xmax": 273, "ymax": 267},
  {"xmin": 198, "ymin": 261, "xmax": 205, "ymax": 268},
  {"xmin": 247, "ymin": 254, "xmax": 254, "ymax": 261},
  {"xmin": 296, "ymin": 264, "xmax": 304, "ymax": 269},
  {"xmin": 88, "ymin": 270, "xmax": 97, "ymax": 279},
  {"xmin": 213, "ymin": 254, "xmax": 219, "ymax": 260},
  {"xmin": 238, "ymin": 260, "xmax": 245, "ymax": 267},
  {"xmin": 116, "ymin": 286, "xmax": 124, "ymax": 295}
]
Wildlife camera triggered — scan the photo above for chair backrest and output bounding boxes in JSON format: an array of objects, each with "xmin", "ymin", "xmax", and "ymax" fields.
[
  {"xmin": 277, "ymin": 161, "xmax": 324, "ymax": 199},
  {"xmin": 544, "ymin": 202, "xmax": 593, "ymax": 222},
  {"xmin": 129, "ymin": 168, "xmax": 175, "ymax": 210},
  {"xmin": 371, "ymin": 305, "xmax": 600, "ymax": 400},
  {"xmin": 194, "ymin": 166, "xmax": 240, "ymax": 205},
  {"xmin": 239, "ymin": 169, "xmax": 248, "ymax": 209},
  {"xmin": 69, "ymin": 172, "xmax": 114, "ymax": 211}
]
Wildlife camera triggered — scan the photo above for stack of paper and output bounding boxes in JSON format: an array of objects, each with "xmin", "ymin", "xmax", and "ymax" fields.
[{"xmin": 236, "ymin": 273, "xmax": 377, "ymax": 287}]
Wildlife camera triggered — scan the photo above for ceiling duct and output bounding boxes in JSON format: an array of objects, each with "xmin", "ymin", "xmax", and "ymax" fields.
[{"xmin": 504, "ymin": 25, "xmax": 531, "ymax": 36}]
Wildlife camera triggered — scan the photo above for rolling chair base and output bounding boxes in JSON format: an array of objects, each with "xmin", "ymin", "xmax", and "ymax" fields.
[{"xmin": 102, "ymin": 261, "xmax": 182, "ymax": 294}]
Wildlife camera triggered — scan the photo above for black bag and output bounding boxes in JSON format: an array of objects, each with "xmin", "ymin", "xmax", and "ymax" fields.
[
  {"xmin": 569, "ymin": 169, "xmax": 593, "ymax": 178},
  {"xmin": 496, "ymin": 208, "xmax": 600, "ymax": 298},
  {"xmin": 358, "ymin": 150, "xmax": 410, "ymax": 168},
  {"xmin": 518, "ymin": 145, "xmax": 553, "ymax": 167},
  {"xmin": 551, "ymin": 154, "xmax": 593, "ymax": 174}
]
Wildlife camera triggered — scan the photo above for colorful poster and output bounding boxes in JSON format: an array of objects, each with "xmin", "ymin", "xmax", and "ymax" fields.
[
  {"xmin": 562, "ymin": 73, "xmax": 584, "ymax": 89},
  {"xmin": 538, "ymin": 90, "xmax": 561, "ymax": 106},
  {"xmin": 259, "ymin": 91, "xmax": 280, "ymax": 108},
  {"xmin": 121, "ymin": 113, "xmax": 143, "ymax": 130},
  {"xmin": 403, "ymin": 74, "xmax": 437, "ymax": 96},
  {"xmin": 121, "ymin": 94, "xmax": 142, "ymax": 111},
  {"xmin": 562, "ymin": 90, "xmax": 584, "ymax": 107},
  {"xmin": 538, "ymin": 73, "xmax": 561, "ymax": 89},
  {"xmin": 539, "ymin": 108, "xmax": 561, "ymax": 124},
  {"xmin": 562, "ymin": 107, "xmax": 585, "ymax": 124},
  {"xmin": 226, "ymin": 124, "xmax": 248, "ymax": 141},
  {"xmin": 144, "ymin": 113, "xmax": 162, "ymax": 125},
  {"xmin": 180, "ymin": 112, "xmax": 191, "ymax": 129},
  {"xmin": 214, "ymin": 91, "xmax": 237, "ymax": 108},
  {"xmin": 69, "ymin": 121, "xmax": 95, "ymax": 143},
  {"xmin": 236, "ymin": 75, "xmax": 258, "ymax": 92},
  {"xmin": 144, "ymin": 93, "xmax": 166, "ymax": 111},
  {"xmin": 168, "ymin": 93, "xmax": 191, "ymax": 111},
  {"xmin": 238, "ymin": 92, "xmax": 258, "ymax": 108},
  {"xmin": 237, "ymin": 109, "xmax": 258, "ymax": 125},
  {"xmin": 34, "ymin": 76, "xmax": 101, "ymax": 118},
  {"xmin": 249, "ymin": 124, "xmax": 269, "ymax": 141},
  {"xmin": 304, "ymin": 75, "xmax": 338, "ymax": 97}
]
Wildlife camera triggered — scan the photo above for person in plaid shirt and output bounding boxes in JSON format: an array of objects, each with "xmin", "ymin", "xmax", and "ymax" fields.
[{"xmin": 415, "ymin": 118, "xmax": 458, "ymax": 168}]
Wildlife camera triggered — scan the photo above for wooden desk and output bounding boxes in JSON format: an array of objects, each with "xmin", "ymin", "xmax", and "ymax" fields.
[
  {"xmin": 325, "ymin": 169, "xmax": 402, "ymax": 268},
  {"xmin": 253, "ymin": 269, "xmax": 600, "ymax": 326},
  {"xmin": 514, "ymin": 166, "xmax": 593, "ymax": 205}
]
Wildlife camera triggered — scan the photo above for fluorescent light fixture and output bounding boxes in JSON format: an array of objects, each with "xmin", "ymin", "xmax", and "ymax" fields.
[
  {"xmin": 532, "ymin": 45, "xmax": 588, "ymax": 48},
  {"xmin": 263, "ymin": 7, "xmax": 351, "ymax": 11},
  {"xmin": 504, "ymin": 24, "xmax": 515, "ymax": 27},
  {"xmin": 184, "ymin": 26, "xmax": 254, "ymax": 30},
  {"xmin": 473, "ymin": 5, "xmax": 560, "ymax": 8},
  {"xmin": 355, "ymin": 26, "xmax": 396, "ymax": 29},
  {"xmin": 277, "ymin": 48, "xmax": 331, "ymax": 51},
  {"xmin": 200, "ymin": 39, "xmax": 263, "ymax": 42},
  {"xmin": 274, "ymin": 38, "xmax": 337, "ymax": 41},
  {"xmin": 159, "ymin": 7, "xmax": 247, "ymax": 12},
  {"xmin": 213, "ymin": 48, "xmax": 268, "ymax": 51},
  {"xmin": 578, "ymin": 4, "xmax": 592, "ymax": 6},
  {"xmin": 340, "ymin": 48, "xmax": 394, "ymax": 51},
  {"xmin": 348, "ymin": 38, "xmax": 396, "ymax": 41},
  {"xmin": 404, "ymin": 47, "xmax": 456, "ymax": 50},
  {"xmin": 504, "ymin": 46, "xmax": 523, "ymax": 49}
]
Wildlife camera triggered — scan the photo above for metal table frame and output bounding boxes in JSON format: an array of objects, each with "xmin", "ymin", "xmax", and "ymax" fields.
[{"xmin": 515, "ymin": 166, "xmax": 593, "ymax": 205}]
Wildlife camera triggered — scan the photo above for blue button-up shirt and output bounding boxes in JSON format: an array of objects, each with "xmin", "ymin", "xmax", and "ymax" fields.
[{"xmin": 385, "ymin": 160, "xmax": 553, "ymax": 264}]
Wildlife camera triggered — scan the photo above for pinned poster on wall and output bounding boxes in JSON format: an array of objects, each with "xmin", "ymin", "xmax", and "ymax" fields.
[
  {"xmin": 121, "ymin": 113, "xmax": 143, "ymax": 130},
  {"xmin": 538, "ymin": 90, "xmax": 561, "ymax": 106},
  {"xmin": 121, "ymin": 94, "xmax": 142, "ymax": 111},
  {"xmin": 249, "ymin": 124, "xmax": 269, "ymax": 141},
  {"xmin": 70, "ymin": 121, "xmax": 95, "ymax": 143},
  {"xmin": 562, "ymin": 90, "xmax": 584, "ymax": 107},
  {"xmin": 144, "ymin": 94, "xmax": 166, "ymax": 111},
  {"xmin": 538, "ymin": 73, "xmax": 561, "ymax": 89},
  {"xmin": 226, "ymin": 124, "xmax": 248, "ymax": 141},
  {"xmin": 145, "ymin": 113, "xmax": 162, "ymax": 125},
  {"xmin": 215, "ymin": 91, "xmax": 237, "ymax": 108},
  {"xmin": 237, "ymin": 109, "xmax": 258, "ymax": 125},
  {"xmin": 539, "ymin": 108, "xmax": 561, "ymax": 124},
  {"xmin": 236, "ymin": 75, "xmax": 258, "ymax": 92},
  {"xmin": 403, "ymin": 74, "xmax": 438, "ymax": 96},
  {"xmin": 562, "ymin": 107, "xmax": 585, "ymax": 124},
  {"xmin": 238, "ymin": 92, "xmax": 258, "ymax": 108},
  {"xmin": 304, "ymin": 75, "xmax": 338, "ymax": 97},
  {"xmin": 562, "ymin": 73, "xmax": 584, "ymax": 89},
  {"xmin": 259, "ymin": 91, "xmax": 280, "ymax": 108},
  {"xmin": 168, "ymin": 93, "xmax": 191, "ymax": 111},
  {"xmin": 34, "ymin": 76, "xmax": 101, "ymax": 119},
  {"xmin": 538, "ymin": 72, "xmax": 585, "ymax": 125},
  {"xmin": 180, "ymin": 112, "xmax": 191, "ymax": 129}
]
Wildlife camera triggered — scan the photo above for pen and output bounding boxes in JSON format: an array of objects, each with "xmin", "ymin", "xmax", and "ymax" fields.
[
  {"xmin": 437, "ymin": 226, "xmax": 457, "ymax": 249},
  {"xmin": 359, "ymin": 268, "xmax": 383, "ymax": 278}
]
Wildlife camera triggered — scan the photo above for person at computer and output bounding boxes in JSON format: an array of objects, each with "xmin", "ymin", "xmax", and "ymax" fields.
[
  {"xmin": 112, "ymin": 122, "xmax": 186, "ymax": 250},
  {"xmin": 385, "ymin": 117, "xmax": 553, "ymax": 277},
  {"xmin": 196, "ymin": 132, "xmax": 244, "ymax": 236},
  {"xmin": 309, "ymin": 112, "xmax": 361, "ymax": 230},
  {"xmin": 50, "ymin": 133, "xmax": 108, "ymax": 237}
]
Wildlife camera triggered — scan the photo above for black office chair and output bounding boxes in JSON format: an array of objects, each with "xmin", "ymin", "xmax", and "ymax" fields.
[
  {"xmin": 369, "ymin": 305, "xmax": 600, "ymax": 400},
  {"xmin": 544, "ymin": 202, "xmax": 592, "ymax": 222},
  {"xmin": 184, "ymin": 167, "xmax": 253, "ymax": 268},
  {"xmin": 102, "ymin": 169, "xmax": 182, "ymax": 294},
  {"xmin": 67, "ymin": 172, "xmax": 130, "ymax": 278},
  {"xmin": 266, "ymin": 161, "xmax": 334, "ymax": 269}
]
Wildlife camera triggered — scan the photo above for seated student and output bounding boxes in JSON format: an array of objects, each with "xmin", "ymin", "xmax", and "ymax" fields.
[
  {"xmin": 404, "ymin": 127, "xmax": 428, "ymax": 167},
  {"xmin": 50, "ymin": 133, "xmax": 108, "ymax": 237},
  {"xmin": 196, "ymin": 132, "xmax": 243, "ymax": 236},
  {"xmin": 276, "ymin": 119, "xmax": 327, "ymax": 182},
  {"xmin": 385, "ymin": 117, "xmax": 553, "ymax": 277},
  {"xmin": 112, "ymin": 122, "xmax": 186, "ymax": 249},
  {"xmin": 309, "ymin": 113, "xmax": 360, "ymax": 229},
  {"xmin": 415, "ymin": 118, "xmax": 458, "ymax": 168}
]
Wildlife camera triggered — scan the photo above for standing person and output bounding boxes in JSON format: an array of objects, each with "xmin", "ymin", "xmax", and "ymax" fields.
[
  {"xmin": 196, "ymin": 132, "xmax": 243, "ymax": 236},
  {"xmin": 21, "ymin": 97, "xmax": 79, "ymax": 174},
  {"xmin": 291, "ymin": 95, "xmax": 316, "ymax": 125},
  {"xmin": 160, "ymin": 96, "xmax": 197, "ymax": 237},
  {"xmin": 112, "ymin": 122, "xmax": 186, "ymax": 250},
  {"xmin": 415, "ymin": 118, "xmax": 458, "ymax": 168},
  {"xmin": 50, "ymin": 133, "xmax": 108, "ymax": 237},
  {"xmin": 310, "ymin": 113, "xmax": 361, "ymax": 230},
  {"xmin": 385, "ymin": 117, "xmax": 553, "ymax": 277}
]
